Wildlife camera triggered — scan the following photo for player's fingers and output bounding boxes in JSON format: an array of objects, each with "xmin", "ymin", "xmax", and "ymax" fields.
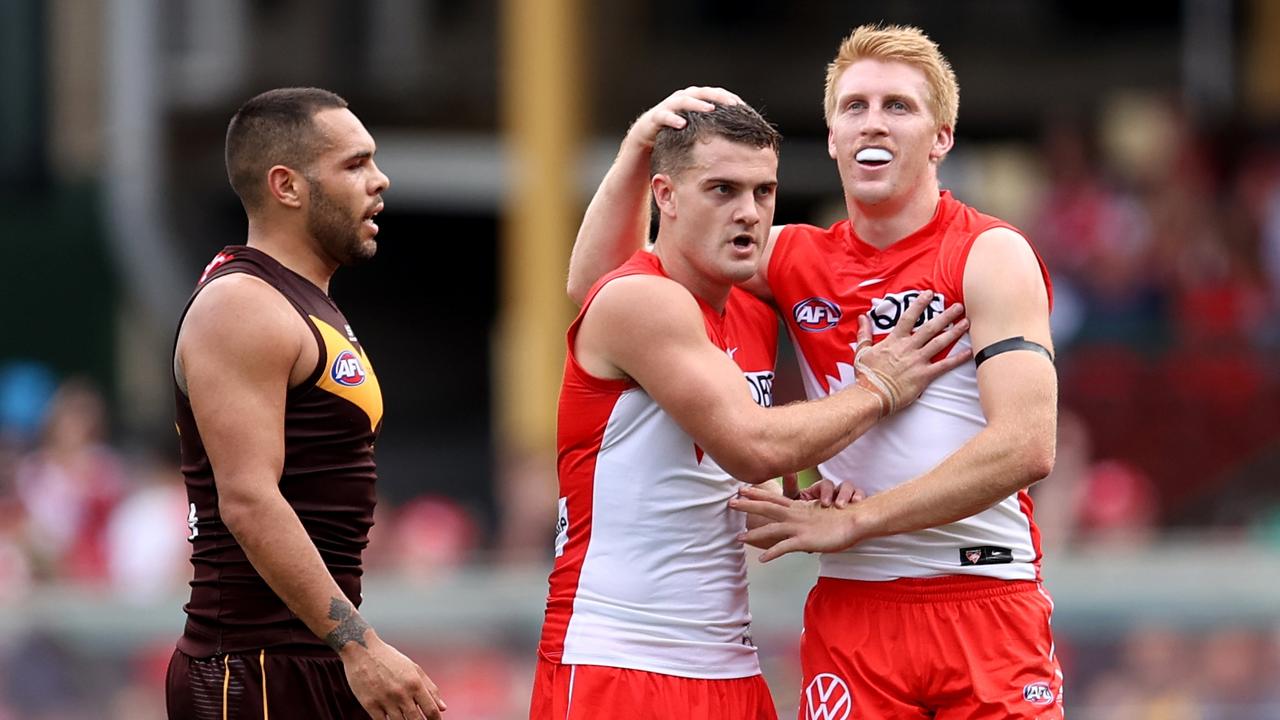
[
  {"xmin": 383, "ymin": 704, "xmax": 411, "ymax": 720},
  {"xmin": 740, "ymin": 523, "xmax": 788, "ymax": 549},
  {"xmin": 665, "ymin": 95, "xmax": 717, "ymax": 114},
  {"xmin": 758, "ymin": 537, "xmax": 804, "ymax": 563},
  {"xmin": 413, "ymin": 692, "xmax": 442, "ymax": 720},
  {"xmin": 929, "ymin": 344, "xmax": 974, "ymax": 377},
  {"xmin": 850, "ymin": 488, "xmax": 866, "ymax": 503},
  {"xmin": 728, "ymin": 496, "xmax": 789, "ymax": 523},
  {"xmin": 818, "ymin": 480, "xmax": 836, "ymax": 507},
  {"xmin": 781, "ymin": 473, "xmax": 800, "ymax": 500},
  {"xmin": 357, "ymin": 697, "xmax": 384, "ymax": 720},
  {"xmin": 856, "ymin": 314, "xmax": 872, "ymax": 351},
  {"xmin": 919, "ymin": 317, "xmax": 970, "ymax": 358},
  {"xmin": 888, "ymin": 290, "xmax": 933, "ymax": 339},
  {"xmin": 834, "ymin": 482, "xmax": 858, "ymax": 508},
  {"xmin": 691, "ymin": 86, "xmax": 742, "ymax": 105},
  {"xmin": 417, "ymin": 669, "xmax": 447, "ymax": 713},
  {"xmin": 651, "ymin": 109, "xmax": 689, "ymax": 130},
  {"xmin": 738, "ymin": 485, "xmax": 795, "ymax": 507},
  {"xmin": 912, "ymin": 302, "xmax": 965, "ymax": 348},
  {"xmin": 919, "ymin": 320, "xmax": 968, "ymax": 360}
]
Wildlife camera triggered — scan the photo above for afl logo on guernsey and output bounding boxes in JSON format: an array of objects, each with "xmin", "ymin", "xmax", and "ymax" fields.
[
  {"xmin": 331, "ymin": 350, "xmax": 367, "ymax": 386},
  {"xmin": 792, "ymin": 297, "xmax": 842, "ymax": 332}
]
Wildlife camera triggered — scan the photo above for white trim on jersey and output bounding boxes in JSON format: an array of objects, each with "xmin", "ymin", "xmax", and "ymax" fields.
[{"xmin": 557, "ymin": 388, "xmax": 761, "ymax": 679}]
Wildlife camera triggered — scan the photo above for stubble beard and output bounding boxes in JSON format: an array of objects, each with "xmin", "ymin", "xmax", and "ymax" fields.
[{"xmin": 307, "ymin": 177, "xmax": 377, "ymax": 267}]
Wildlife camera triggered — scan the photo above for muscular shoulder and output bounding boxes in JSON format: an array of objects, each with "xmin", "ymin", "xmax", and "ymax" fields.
[
  {"xmin": 963, "ymin": 227, "xmax": 1046, "ymax": 300},
  {"xmin": 184, "ymin": 273, "xmax": 300, "ymax": 340},
  {"xmin": 587, "ymin": 273, "xmax": 703, "ymax": 332},
  {"xmin": 963, "ymin": 227, "xmax": 1052, "ymax": 351},
  {"xmin": 577, "ymin": 273, "xmax": 708, "ymax": 379},
  {"xmin": 177, "ymin": 273, "xmax": 307, "ymax": 381}
]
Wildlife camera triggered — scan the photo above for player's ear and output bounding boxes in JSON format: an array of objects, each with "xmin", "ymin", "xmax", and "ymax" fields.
[
  {"xmin": 930, "ymin": 124, "xmax": 954, "ymax": 163},
  {"xmin": 267, "ymin": 165, "xmax": 305, "ymax": 209},
  {"xmin": 652, "ymin": 174, "xmax": 677, "ymax": 218}
]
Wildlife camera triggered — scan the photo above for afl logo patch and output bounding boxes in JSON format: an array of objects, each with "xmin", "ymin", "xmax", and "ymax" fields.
[
  {"xmin": 331, "ymin": 350, "xmax": 367, "ymax": 386},
  {"xmin": 792, "ymin": 297, "xmax": 842, "ymax": 332},
  {"xmin": 1023, "ymin": 681, "xmax": 1055, "ymax": 706}
]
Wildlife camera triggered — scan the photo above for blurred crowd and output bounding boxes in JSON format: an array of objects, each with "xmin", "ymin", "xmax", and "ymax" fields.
[
  {"xmin": 1, "ymin": 93, "xmax": 1279, "ymax": 718},
  {"xmin": 1026, "ymin": 95, "xmax": 1280, "ymax": 539}
]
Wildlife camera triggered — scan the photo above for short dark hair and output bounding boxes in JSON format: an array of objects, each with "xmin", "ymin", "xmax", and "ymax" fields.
[
  {"xmin": 225, "ymin": 87, "xmax": 349, "ymax": 210},
  {"xmin": 650, "ymin": 102, "xmax": 781, "ymax": 179}
]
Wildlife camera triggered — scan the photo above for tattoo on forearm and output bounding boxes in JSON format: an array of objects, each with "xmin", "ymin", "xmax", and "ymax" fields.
[{"xmin": 324, "ymin": 596, "xmax": 370, "ymax": 651}]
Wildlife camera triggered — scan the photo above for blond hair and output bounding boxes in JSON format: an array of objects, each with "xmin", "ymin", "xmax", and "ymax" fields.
[{"xmin": 823, "ymin": 24, "xmax": 958, "ymax": 131}]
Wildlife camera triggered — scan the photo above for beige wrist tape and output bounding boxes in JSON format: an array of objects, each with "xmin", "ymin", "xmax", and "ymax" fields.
[{"xmin": 854, "ymin": 345, "xmax": 903, "ymax": 417}]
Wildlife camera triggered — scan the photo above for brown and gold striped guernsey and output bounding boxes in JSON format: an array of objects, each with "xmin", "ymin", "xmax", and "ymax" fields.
[{"xmin": 174, "ymin": 245, "xmax": 383, "ymax": 657}]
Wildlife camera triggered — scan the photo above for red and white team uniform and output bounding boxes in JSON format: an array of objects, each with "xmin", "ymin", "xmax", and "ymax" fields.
[
  {"xmin": 768, "ymin": 192, "xmax": 1065, "ymax": 718},
  {"xmin": 531, "ymin": 250, "xmax": 779, "ymax": 720}
]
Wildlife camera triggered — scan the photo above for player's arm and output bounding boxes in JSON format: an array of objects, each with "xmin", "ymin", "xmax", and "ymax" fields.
[
  {"xmin": 579, "ymin": 276, "xmax": 970, "ymax": 484},
  {"xmin": 737, "ymin": 227, "xmax": 1056, "ymax": 560},
  {"xmin": 567, "ymin": 87, "xmax": 744, "ymax": 305},
  {"xmin": 178, "ymin": 276, "xmax": 445, "ymax": 719}
]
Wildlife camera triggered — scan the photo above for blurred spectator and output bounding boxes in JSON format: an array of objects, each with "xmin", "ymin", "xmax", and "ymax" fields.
[
  {"xmin": 0, "ymin": 501, "xmax": 32, "ymax": 604},
  {"xmin": 1259, "ymin": 179, "xmax": 1280, "ymax": 345},
  {"xmin": 14, "ymin": 378, "xmax": 126, "ymax": 583},
  {"xmin": 385, "ymin": 495, "xmax": 479, "ymax": 579},
  {"xmin": 494, "ymin": 449, "xmax": 558, "ymax": 566},
  {"xmin": 1, "ymin": 632, "xmax": 84, "ymax": 720},
  {"xmin": 406, "ymin": 645, "xmax": 528, "ymax": 720},
  {"xmin": 1197, "ymin": 627, "xmax": 1274, "ymax": 720},
  {"xmin": 103, "ymin": 454, "xmax": 187, "ymax": 603},
  {"xmin": 1032, "ymin": 117, "xmax": 1162, "ymax": 349},
  {"xmin": 1080, "ymin": 625, "xmax": 1200, "ymax": 720},
  {"xmin": 1074, "ymin": 460, "xmax": 1159, "ymax": 546},
  {"xmin": 1032, "ymin": 410, "xmax": 1159, "ymax": 551}
]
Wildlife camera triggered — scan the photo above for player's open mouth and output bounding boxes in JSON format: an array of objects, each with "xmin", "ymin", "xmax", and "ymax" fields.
[
  {"xmin": 363, "ymin": 204, "xmax": 383, "ymax": 234},
  {"xmin": 855, "ymin": 147, "xmax": 893, "ymax": 168},
  {"xmin": 731, "ymin": 233, "xmax": 755, "ymax": 250}
]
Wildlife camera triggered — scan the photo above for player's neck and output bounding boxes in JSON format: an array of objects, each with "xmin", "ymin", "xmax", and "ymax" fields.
[
  {"xmin": 245, "ymin": 220, "xmax": 339, "ymax": 294},
  {"xmin": 846, "ymin": 183, "xmax": 941, "ymax": 251},
  {"xmin": 652, "ymin": 239, "xmax": 732, "ymax": 314}
]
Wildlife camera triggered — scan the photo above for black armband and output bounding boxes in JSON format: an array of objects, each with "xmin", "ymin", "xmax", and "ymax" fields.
[{"xmin": 974, "ymin": 336, "xmax": 1053, "ymax": 367}]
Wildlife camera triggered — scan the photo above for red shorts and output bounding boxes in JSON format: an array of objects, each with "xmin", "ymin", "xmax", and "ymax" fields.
[
  {"xmin": 798, "ymin": 576, "xmax": 1064, "ymax": 720},
  {"xmin": 530, "ymin": 655, "xmax": 777, "ymax": 720}
]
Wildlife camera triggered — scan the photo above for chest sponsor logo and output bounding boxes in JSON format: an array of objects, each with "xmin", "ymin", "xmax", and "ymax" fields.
[
  {"xmin": 804, "ymin": 673, "xmax": 852, "ymax": 720},
  {"xmin": 793, "ymin": 297, "xmax": 842, "ymax": 332},
  {"xmin": 331, "ymin": 350, "xmax": 367, "ymax": 387},
  {"xmin": 554, "ymin": 498, "xmax": 569, "ymax": 558},
  {"xmin": 745, "ymin": 370, "xmax": 774, "ymax": 407},
  {"xmin": 867, "ymin": 289, "xmax": 946, "ymax": 335},
  {"xmin": 1023, "ymin": 681, "xmax": 1055, "ymax": 706}
]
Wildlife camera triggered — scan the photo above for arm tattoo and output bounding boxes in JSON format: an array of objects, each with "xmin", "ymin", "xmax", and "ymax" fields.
[{"xmin": 324, "ymin": 596, "xmax": 371, "ymax": 651}]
